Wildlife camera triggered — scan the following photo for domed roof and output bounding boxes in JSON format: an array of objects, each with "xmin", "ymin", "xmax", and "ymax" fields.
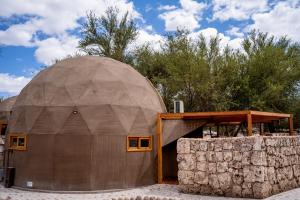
[
  {"xmin": 10, "ymin": 56, "xmax": 166, "ymax": 135},
  {"xmin": 9, "ymin": 56, "xmax": 166, "ymax": 190},
  {"xmin": 0, "ymin": 96, "xmax": 17, "ymax": 112}
]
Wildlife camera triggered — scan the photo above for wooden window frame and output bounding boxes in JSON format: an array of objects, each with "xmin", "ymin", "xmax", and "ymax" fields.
[
  {"xmin": 8, "ymin": 133, "xmax": 27, "ymax": 151},
  {"xmin": 127, "ymin": 136, "xmax": 152, "ymax": 152}
]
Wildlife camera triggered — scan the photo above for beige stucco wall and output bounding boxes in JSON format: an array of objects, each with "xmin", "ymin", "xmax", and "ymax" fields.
[{"xmin": 177, "ymin": 136, "xmax": 300, "ymax": 199}]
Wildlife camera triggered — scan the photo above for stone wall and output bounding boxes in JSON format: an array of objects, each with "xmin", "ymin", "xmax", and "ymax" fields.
[{"xmin": 177, "ymin": 136, "xmax": 300, "ymax": 199}]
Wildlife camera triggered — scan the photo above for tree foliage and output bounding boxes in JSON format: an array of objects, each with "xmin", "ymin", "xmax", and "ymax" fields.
[
  {"xmin": 133, "ymin": 30, "xmax": 300, "ymax": 117},
  {"xmin": 79, "ymin": 7, "xmax": 138, "ymax": 63},
  {"xmin": 77, "ymin": 7, "xmax": 300, "ymax": 127}
]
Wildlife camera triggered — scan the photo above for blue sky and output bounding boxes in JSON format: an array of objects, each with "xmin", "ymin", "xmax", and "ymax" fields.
[{"xmin": 0, "ymin": 0, "xmax": 300, "ymax": 98}]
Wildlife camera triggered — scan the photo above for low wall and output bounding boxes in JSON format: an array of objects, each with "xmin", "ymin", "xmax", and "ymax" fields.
[{"xmin": 177, "ymin": 136, "xmax": 300, "ymax": 199}]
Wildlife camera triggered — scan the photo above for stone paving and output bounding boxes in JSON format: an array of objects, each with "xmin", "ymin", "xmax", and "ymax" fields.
[{"xmin": 1, "ymin": 184, "xmax": 300, "ymax": 200}]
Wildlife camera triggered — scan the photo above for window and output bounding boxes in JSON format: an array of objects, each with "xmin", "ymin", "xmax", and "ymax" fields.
[
  {"xmin": 0, "ymin": 123, "xmax": 7, "ymax": 135},
  {"xmin": 127, "ymin": 136, "xmax": 152, "ymax": 152},
  {"xmin": 9, "ymin": 134, "xmax": 27, "ymax": 150}
]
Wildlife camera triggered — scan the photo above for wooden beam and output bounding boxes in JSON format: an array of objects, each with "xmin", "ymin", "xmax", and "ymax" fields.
[
  {"xmin": 289, "ymin": 115, "xmax": 294, "ymax": 136},
  {"xmin": 247, "ymin": 114, "xmax": 253, "ymax": 136},
  {"xmin": 160, "ymin": 110, "xmax": 291, "ymax": 121},
  {"xmin": 156, "ymin": 113, "xmax": 163, "ymax": 183},
  {"xmin": 160, "ymin": 110, "xmax": 251, "ymax": 119},
  {"xmin": 250, "ymin": 110, "xmax": 291, "ymax": 118}
]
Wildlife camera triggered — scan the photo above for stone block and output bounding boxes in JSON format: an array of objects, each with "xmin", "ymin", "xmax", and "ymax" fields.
[
  {"xmin": 206, "ymin": 151, "xmax": 216, "ymax": 162},
  {"xmin": 217, "ymin": 162, "xmax": 228, "ymax": 173},
  {"xmin": 241, "ymin": 143, "xmax": 252, "ymax": 152},
  {"xmin": 267, "ymin": 167, "xmax": 277, "ymax": 184},
  {"xmin": 242, "ymin": 152, "xmax": 251, "ymax": 165},
  {"xmin": 243, "ymin": 165, "xmax": 265, "ymax": 183},
  {"xmin": 253, "ymin": 136, "xmax": 265, "ymax": 151},
  {"xmin": 196, "ymin": 151, "xmax": 206, "ymax": 161},
  {"xmin": 293, "ymin": 164, "xmax": 300, "ymax": 177},
  {"xmin": 267, "ymin": 155, "xmax": 276, "ymax": 167},
  {"xmin": 190, "ymin": 140, "xmax": 199, "ymax": 152},
  {"xmin": 223, "ymin": 141, "xmax": 233, "ymax": 150},
  {"xmin": 215, "ymin": 152, "xmax": 223, "ymax": 162},
  {"xmin": 265, "ymin": 138, "xmax": 277, "ymax": 147},
  {"xmin": 178, "ymin": 170, "xmax": 194, "ymax": 185},
  {"xmin": 253, "ymin": 182, "xmax": 272, "ymax": 199},
  {"xmin": 196, "ymin": 162, "xmax": 207, "ymax": 172},
  {"xmin": 232, "ymin": 169, "xmax": 243, "ymax": 184},
  {"xmin": 194, "ymin": 171, "xmax": 208, "ymax": 185},
  {"xmin": 223, "ymin": 151, "xmax": 232, "ymax": 162},
  {"xmin": 208, "ymin": 142, "xmax": 214, "ymax": 151},
  {"xmin": 208, "ymin": 174, "xmax": 220, "ymax": 189},
  {"xmin": 208, "ymin": 163, "xmax": 217, "ymax": 173},
  {"xmin": 177, "ymin": 154, "xmax": 196, "ymax": 170},
  {"xmin": 177, "ymin": 139, "xmax": 190, "ymax": 154},
  {"xmin": 233, "ymin": 151, "xmax": 242, "ymax": 161},
  {"xmin": 242, "ymin": 188, "xmax": 253, "ymax": 198},
  {"xmin": 199, "ymin": 141, "xmax": 208, "ymax": 151},
  {"xmin": 218, "ymin": 173, "xmax": 231, "ymax": 190},
  {"xmin": 214, "ymin": 140, "xmax": 223, "ymax": 151},
  {"xmin": 251, "ymin": 151, "xmax": 267, "ymax": 166},
  {"xmin": 232, "ymin": 185, "xmax": 242, "ymax": 197}
]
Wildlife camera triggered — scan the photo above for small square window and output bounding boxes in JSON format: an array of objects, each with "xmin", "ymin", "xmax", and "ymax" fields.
[
  {"xmin": 127, "ymin": 136, "xmax": 152, "ymax": 152},
  {"xmin": 18, "ymin": 138, "xmax": 25, "ymax": 146},
  {"xmin": 9, "ymin": 134, "xmax": 27, "ymax": 150},
  {"xmin": 11, "ymin": 137, "xmax": 18, "ymax": 147},
  {"xmin": 128, "ymin": 137, "xmax": 138, "ymax": 148},
  {"xmin": 140, "ymin": 138, "xmax": 150, "ymax": 148}
]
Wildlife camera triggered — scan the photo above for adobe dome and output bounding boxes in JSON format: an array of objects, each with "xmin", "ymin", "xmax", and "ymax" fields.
[
  {"xmin": 8, "ymin": 56, "xmax": 166, "ymax": 191},
  {"xmin": 0, "ymin": 96, "xmax": 17, "ymax": 121},
  {"xmin": 0, "ymin": 96, "xmax": 17, "ymax": 112}
]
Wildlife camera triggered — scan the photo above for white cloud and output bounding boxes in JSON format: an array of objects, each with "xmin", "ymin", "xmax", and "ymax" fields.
[
  {"xmin": 226, "ymin": 27, "xmax": 244, "ymax": 38},
  {"xmin": 0, "ymin": 73, "xmax": 31, "ymax": 95},
  {"xmin": 130, "ymin": 29, "xmax": 165, "ymax": 51},
  {"xmin": 0, "ymin": 20, "xmax": 37, "ymax": 46},
  {"xmin": 189, "ymin": 27, "xmax": 243, "ymax": 50},
  {"xmin": 212, "ymin": 0, "xmax": 269, "ymax": 21},
  {"xmin": 145, "ymin": 4, "xmax": 153, "ymax": 12},
  {"xmin": 34, "ymin": 35, "xmax": 80, "ymax": 65},
  {"xmin": 247, "ymin": 1, "xmax": 300, "ymax": 42},
  {"xmin": 0, "ymin": 0, "xmax": 141, "ymax": 64},
  {"xmin": 157, "ymin": 5, "xmax": 177, "ymax": 11},
  {"xmin": 158, "ymin": 0, "xmax": 207, "ymax": 31}
]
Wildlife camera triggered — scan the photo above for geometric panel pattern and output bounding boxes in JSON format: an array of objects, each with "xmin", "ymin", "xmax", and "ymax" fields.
[
  {"xmin": 8, "ymin": 56, "xmax": 166, "ymax": 191},
  {"xmin": 0, "ymin": 96, "xmax": 17, "ymax": 122}
]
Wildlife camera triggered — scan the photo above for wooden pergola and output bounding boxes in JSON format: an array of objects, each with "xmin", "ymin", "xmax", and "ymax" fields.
[{"xmin": 156, "ymin": 110, "xmax": 294, "ymax": 183}]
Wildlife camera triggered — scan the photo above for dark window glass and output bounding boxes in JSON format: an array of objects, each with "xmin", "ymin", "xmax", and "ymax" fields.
[
  {"xmin": 129, "ymin": 138, "xmax": 138, "ymax": 148},
  {"xmin": 11, "ymin": 137, "xmax": 18, "ymax": 147},
  {"xmin": 18, "ymin": 138, "xmax": 25, "ymax": 146},
  {"xmin": 140, "ymin": 139, "xmax": 150, "ymax": 147},
  {"xmin": 1, "ymin": 124, "xmax": 7, "ymax": 135}
]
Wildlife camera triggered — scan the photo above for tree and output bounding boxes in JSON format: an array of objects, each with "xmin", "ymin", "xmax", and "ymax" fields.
[
  {"xmin": 133, "ymin": 29, "xmax": 300, "ymax": 118},
  {"xmin": 239, "ymin": 30, "xmax": 300, "ymax": 112},
  {"xmin": 79, "ymin": 7, "xmax": 138, "ymax": 63}
]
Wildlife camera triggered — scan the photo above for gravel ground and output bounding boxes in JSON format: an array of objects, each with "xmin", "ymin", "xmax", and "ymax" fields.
[{"xmin": 0, "ymin": 184, "xmax": 299, "ymax": 200}]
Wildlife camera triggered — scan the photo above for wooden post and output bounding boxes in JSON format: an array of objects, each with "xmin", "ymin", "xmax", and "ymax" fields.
[
  {"xmin": 156, "ymin": 113, "xmax": 163, "ymax": 183},
  {"xmin": 289, "ymin": 115, "xmax": 294, "ymax": 136},
  {"xmin": 247, "ymin": 113, "xmax": 253, "ymax": 136}
]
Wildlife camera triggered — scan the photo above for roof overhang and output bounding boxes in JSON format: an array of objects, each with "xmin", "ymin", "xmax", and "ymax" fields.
[{"xmin": 159, "ymin": 110, "xmax": 291, "ymax": 123}]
